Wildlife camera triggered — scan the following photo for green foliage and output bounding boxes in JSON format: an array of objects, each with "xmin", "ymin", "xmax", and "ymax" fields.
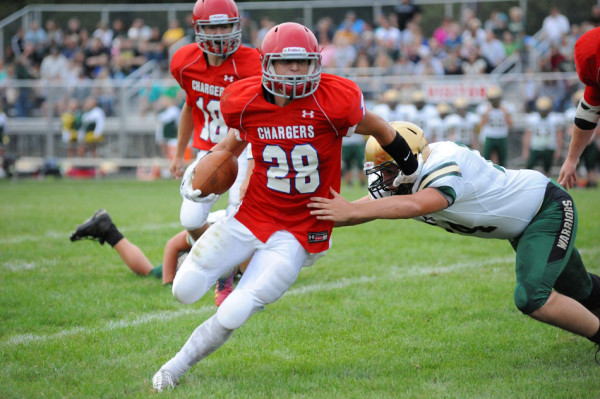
[{"xmin": 1, "ymin": 178, "xmax": 599, "ymax": 398}]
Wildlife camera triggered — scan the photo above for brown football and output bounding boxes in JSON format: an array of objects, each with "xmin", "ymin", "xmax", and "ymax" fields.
[{"xmin": 192, "ymin": 151, "xmax": 238, "ymax": 197}]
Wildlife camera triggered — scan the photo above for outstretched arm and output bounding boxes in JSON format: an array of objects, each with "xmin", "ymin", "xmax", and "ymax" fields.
[
  {"xmin": 355, "ymin": 110, "xmax": 418, "ymax": 175},
  {"xmin": 558, "ymin": 126, "xmax": 596, "ymax": 189},
  {"xmin": 308, "ymin": 187, "xmax": 449, "ymax": 227}
]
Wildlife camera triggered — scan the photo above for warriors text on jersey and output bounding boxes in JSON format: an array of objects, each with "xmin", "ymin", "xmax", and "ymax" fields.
[
  {"xmin": 170, "ymin": 44, "xmax": 262, "ymax": 151},
  {"xmin": 221, "ymin": 74, "xmax": 366, "ymax": 253},
  {"xmin": 411, "ymin": 141, "xmax": 549, "ymax": 239}
]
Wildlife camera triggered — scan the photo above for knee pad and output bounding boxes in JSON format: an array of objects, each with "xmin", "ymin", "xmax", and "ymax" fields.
[
  {"xmin": 514, "ymin": 283, "xmax": 550, "ymax": 314},
  {"xmin": 172, "ymin": 266, "xmax": 210, "ymax": 305},
  {"xmin": 216, "ymin": 289, "xmax": 263, "ymax": 330}
]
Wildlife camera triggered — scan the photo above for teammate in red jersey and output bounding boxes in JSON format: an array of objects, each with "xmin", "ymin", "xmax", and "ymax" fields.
[
  {"xmin": 169, "ymin": 0, "xmax": 261, "ymax": 306},
  {"xmin": 559, "ymin": 27, "xmax": 600, "ymax": 189},
  {"xmin": 152, "ymin": 22, "xmax": 418, "ymax": 391},
  {"xmin": 169, "ymin": 0, "xmax": 261, "ymax": 241}
]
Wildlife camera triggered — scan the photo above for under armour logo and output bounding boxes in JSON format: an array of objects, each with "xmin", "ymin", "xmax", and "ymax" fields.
[
  {"xmin": 223, "ymin": 75, "xmax": 234, "ymax": 82},
  {"xmin": 302, "ymin": 110, "xmax": 314, "ymax": 118}
]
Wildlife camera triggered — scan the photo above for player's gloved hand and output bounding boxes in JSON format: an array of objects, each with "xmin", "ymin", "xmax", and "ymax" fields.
[
  {"xmin": 392, "ymin": 153, "xmax": 423, "ymax": 187},
  {"xmin": 180, "ymin": 160, "xmax": 220, "ymax": 203}
]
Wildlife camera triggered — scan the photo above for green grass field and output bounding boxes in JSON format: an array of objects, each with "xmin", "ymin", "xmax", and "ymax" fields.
[{"xmin": 1, "ymin": 177, "xmax": 600, "ymax": 398}]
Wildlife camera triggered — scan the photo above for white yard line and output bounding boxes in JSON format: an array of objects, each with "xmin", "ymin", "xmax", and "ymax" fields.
[
  {"xmin": 2, "ymin": 255, "xmax": 517, "ymax": 347},
  {"xmin": 4, "ymin": 248, "xmax": 599, "ymax": 347}
]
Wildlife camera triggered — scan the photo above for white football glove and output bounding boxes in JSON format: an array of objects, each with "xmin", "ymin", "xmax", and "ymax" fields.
[
  {"xmin": 392, "ymin": 153, "xmax": 423, "ymax": 188},
  {"xmin": 180, "ymin": 160, "xmax": 220, "ymax": 203}
]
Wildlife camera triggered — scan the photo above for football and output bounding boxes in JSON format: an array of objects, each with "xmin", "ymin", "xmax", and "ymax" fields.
[{"xmin": 191, "ymin": 151, "xmax": 238, "ymax": 197}]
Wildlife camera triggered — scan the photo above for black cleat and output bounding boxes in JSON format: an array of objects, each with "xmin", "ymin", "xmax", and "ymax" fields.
[{"xmin": 69, "ymin": 209, "xmax": 113, "ymax": 245}]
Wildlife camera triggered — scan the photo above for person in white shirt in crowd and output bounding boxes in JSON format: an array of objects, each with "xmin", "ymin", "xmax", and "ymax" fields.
[
  {"xmin": 331, "ymin": 35, "xmax": 357, "ymax": 70},
  {"xmin": 522, "ymin": 96, "xmax": 564, "ymax": 176},
  {"xmin": 93, "ymin": 20, "xmax": 114, "ymax": 49},
  {"xmin": 480, "ymin": 30, "xmax": 506, "ymax": 71},
  {"xmin": 374, "ymin": 13, "xmax": 402, "ymax": 60},
  {"xmin": 413, "ymin": 50, "xmax": 445, "ymax": 76},
  {"xmin": 39, "ymin": 45, "xmax": 69, "ymax": 117},
  {"xmin": 127, "ymin": 18, "xmax": 152, "ymax": 42},
  {"xmin": 542, "ymin": 7, "xmax": 570, "ymax": 45},
  {"xmin": 461, "ymin": 18, "xmax": 486, "ymax": 48}
]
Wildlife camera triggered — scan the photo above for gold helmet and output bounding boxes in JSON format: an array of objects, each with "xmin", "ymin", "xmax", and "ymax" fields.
[
  {"xmin": 382, "ymin": 89, "xmax": 399, "ymax": 103},
  {"xmin": 454, "ymin": 97, "xmax": 469, "ymax": 109},
  {"xmin": 535, "ymin": 96, "xmax": 553, "ymax": 113},
  {"xmin": 487, "ymin": 85, "xmax": 503, "ymax": 99},
  {"xmin": 364, "ymin": 121, "xmax": 430, "ymax": 198},
  {"xmin": 487, "ymin": 85, "xmax": 502, "ymax": 108},
  {"xmin": 411, "ymin": 90, "xmax": 425, "ymax": 102},
  {"xmin": 437, "ymin": 102, "xmax": 451, "ymax": 117}
]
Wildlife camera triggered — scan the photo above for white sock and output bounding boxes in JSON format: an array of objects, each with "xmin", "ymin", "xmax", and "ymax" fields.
[{"xmin": 161, "ymin": 314, "xmax": 234, "ymax": 379}]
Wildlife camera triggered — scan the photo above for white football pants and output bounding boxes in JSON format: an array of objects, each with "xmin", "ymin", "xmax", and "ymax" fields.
[
  {"xmin": 162, "ymin": 213, "xmax": 326, "ymax": 379},
  {"xmin": 179, "ymin": 149, "xmax": 249, "ymax": 231},
  {"xmin": 173, "ymin": 214, "xmax": 325, "ymax": 328}
]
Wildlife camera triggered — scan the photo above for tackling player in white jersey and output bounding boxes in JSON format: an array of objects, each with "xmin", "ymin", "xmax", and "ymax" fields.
[{"xmin": 309, "ymin": 121, "xmax": 600, "ymax": 361}]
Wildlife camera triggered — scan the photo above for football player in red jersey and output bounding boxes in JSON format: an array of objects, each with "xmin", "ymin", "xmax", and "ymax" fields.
[
  {"xmin": 169, "ymin": 0, "xmax": 261, "ymax": 306},
  {"xmin": 169, "ymin": 0, "xmax": 261, "ymax": 240},
  {"xmin": 152, "ymin": 22, "xmax": 419, "ymax": 391},
  {"xmin": 559, "ymin": 27, "xmax": 600, "ymax": 189}
]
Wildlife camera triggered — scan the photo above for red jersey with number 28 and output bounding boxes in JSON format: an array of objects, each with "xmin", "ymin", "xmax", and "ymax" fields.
[
  {"xmin": 170, "ymin": 43, "xmax": 262, "ymax": 151},
  {"xmin": 221, "ymin": 74, "xmax": 365, "ymax": 253}
]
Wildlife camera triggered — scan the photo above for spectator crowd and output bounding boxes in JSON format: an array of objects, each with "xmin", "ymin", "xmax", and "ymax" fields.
[{"xmin": 0, "ymin": 2, "xmax": 598, "ymax": 180}]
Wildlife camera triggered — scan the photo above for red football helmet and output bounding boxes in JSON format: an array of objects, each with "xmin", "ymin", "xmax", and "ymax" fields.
[
  {"xmin": 260, "ymin": 22, "xmax": 321, "ymax": 99},
  {"xmin": 192, "ymin": 0, "xmax": 241, "ymax": 57}
]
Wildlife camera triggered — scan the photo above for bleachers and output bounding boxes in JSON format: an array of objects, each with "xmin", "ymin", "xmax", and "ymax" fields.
[{"xmin": 0, "ymin": 0, "xmax": 595, "ymax": 175}]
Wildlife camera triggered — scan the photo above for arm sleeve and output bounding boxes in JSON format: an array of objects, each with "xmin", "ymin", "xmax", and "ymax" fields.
[{"xmin": 575, "ymin": 98, "xmax": 600, "ymax": 130}]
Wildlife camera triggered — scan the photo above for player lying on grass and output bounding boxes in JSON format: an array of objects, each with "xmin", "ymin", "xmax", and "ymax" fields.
[
  {"xmin": 308, "ymin": 121, "xmax": 600, "ymax": 361},
  {"xmin": 69, "ymin": 209, "xmax": 244, "ymax": 306}
]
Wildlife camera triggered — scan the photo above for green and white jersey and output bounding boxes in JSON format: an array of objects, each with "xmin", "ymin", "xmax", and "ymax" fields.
[
  {"xmin": 444, "ymin": 112, "xmax": 480, "ymax": 145},
  {"xmin": 156, "ymin": 105, "xmax": 181, "ymax": 143},
  {"xmin": 479, "ymin": 106, "xmax": 510, "ymax": 139},
  {"xmin": 411, "ymin": 141, "xmax": 549, "ymax": 239},
  {"xmin": 526, "ymin": 112, "xmax": 563, "ymax": 150},
  {"xmin": 81, "ymin": 106, "xmax": 106, "ymax": 137}
]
